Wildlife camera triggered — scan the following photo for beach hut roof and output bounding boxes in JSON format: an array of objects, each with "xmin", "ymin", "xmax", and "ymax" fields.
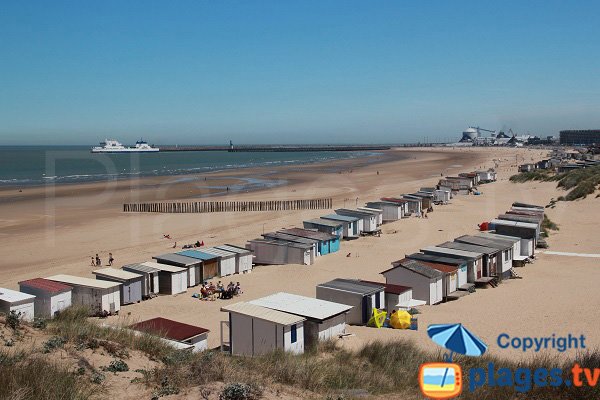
[
  {"xmin": 321, "ymin": 214, "xmax": 360, "ymax": 223},
  {"xmin": 201, "ymin": 247, "xmax": 237, "ymax": 258},
  {"xmin": 491, "ymin": 219, "xmax": 539, "ymax": 230},
  {"xmin": 130, "ymin": 317, "xmax": 209, "ymax": 341},
  {"xmin": 421, "ymin": 246, "xmax": 482, "ymax": 260},
  {"xmin": 317, "ymin": 278, "xmax": 384, "ymax": 296},
  {"xmin": 141, "ymin": 261, "xmax": 186, "ymax": 273},
  {"xmin": 262, "ymin": 232, "xmax": 318, "ymax": 245},
  {"xmin": 383, "ymin": 259, "xmax": 443, "ymax": 279},
  {"xmin": 18, "ymin": 278, "xmax": 72, "ymax": 294},
  {"xmin": 177, "ymin": 250, "xmax": 219, "ymax": 261},
  {"xmin": 47, "ymin": 274, "xmax": 121, "ymax": 289},
  {"xmin": 360, "ymin": 280, "xmax": 412, "ymax": 295},
  {"xmin": 438, "ymin": 241, "xmax": 499, "ymax": 255},
  {"xmin": 93, "ymin": 268, "xmax": 142, "ymax": 281},
  {"xmin": 417, "ymin": 260, "xmax": 460, "ymax": 274},
  {"xmin": 454, "ymin": 235, "xmax": 512, "ymax": 251},
  {"xmin": 366, "ymin": 200, "xmax": 403, "ymax": 207},
  {"xmin": 249, "ymin": 292, "xmax": 353, "ymax": 321},
  {"xmin": 122, "ymin": 263, "xmax": 160, "ymax": 274},
  {"xmin": 153, "ymin": 253, "xmax": 202, "ymax": 266},
  {"xmin": 248, "ymin": 239, "xmax": 313, "ymax": 250},
  {"xmin": 512, "ymin": 202, "xmax": 544, "ymax": 209},
  {"xmin": 478, "ymin": 232, "xmax": 521, "ymax": 243},
  {"xmin": 334, "ymin": 208, "xmax": 373, "ymax": 217},
  {"xmin": 405, "ymin": 253, "xmax": 467, "ymax": 266},
  {"xmin": 217, "ymin": 244, "xmax": 253, "ymax": 255},
  {"xmin": 304, "ymin": 218, "xmax": 343, "ymax": 228},
  {"xmin": 278, "ymin": 228, "xmax": 337, "ymax": 241},
  {"xmin": 222, "ymin": 302, "xmax": 305, "ymax": 326},
  {"xmin": 0, "ymin": 287, "xmax": 36, "ymax": 303},
  {"xmin": 357, "ymin": 206, "xmax": 384, "ymax": 214}
]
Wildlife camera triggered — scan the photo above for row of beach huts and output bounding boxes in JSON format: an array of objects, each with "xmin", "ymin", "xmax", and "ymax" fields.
[{"xmin": 0, "ymin": 168, "xmax": 504, "ymax": 355}]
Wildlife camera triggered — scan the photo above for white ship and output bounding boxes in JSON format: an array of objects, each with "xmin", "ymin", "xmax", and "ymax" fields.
[{"xmin": 91, "ymin": 139, "xmax": 159, "ymax": 153}]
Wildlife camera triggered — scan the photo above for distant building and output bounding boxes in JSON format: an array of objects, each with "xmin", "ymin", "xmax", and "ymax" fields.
[{"xmin": 560, "ymin": 130, "xmax": 600, "ymax": 145}]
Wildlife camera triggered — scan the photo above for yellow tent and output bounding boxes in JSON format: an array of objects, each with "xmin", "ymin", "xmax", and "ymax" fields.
[
  {"xmin": 390, "ymin": 310, "xmax": 412, "ymax": 329},
  {"xmin": 367, "ymin": 309, "xmax": 387, "ymax": 328}
]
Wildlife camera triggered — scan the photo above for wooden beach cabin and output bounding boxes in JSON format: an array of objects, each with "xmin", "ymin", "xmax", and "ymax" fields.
[
  {"xmin": 400, "ymin": 196, "xmax": 423, "ymax": 214},
  {"xmin": 141, "ymin": 262, "xmax": 187, "ymax": 295},
  {"xmin": 153, "ymin": 253, "xmax": 202, "ymax": 287},
  {"xmin": 176, "ymin": 250, "xmax": 220, "ymax": 281},
  {"xmin": 316, "ymin": 279, "xmax": 384, "ymax": 325},
  {"xmin": 366, "ymin": 201, "xmax": 404, "ymax": 221},
  {"xmin": 303, "ymin": 218, "xmax": 344, "ymax": 238},
  {"xmin": 262, "ymin": 232, "xmax": 319, "ymax": 260},
  {"xmin": 215, "ymin": 244, "xmax": 253, "ymax": 274},
  {"xmin": 278, "ymin": 228, "xmax": 340, "ymax": 255},
  {"xmin": 46, "ymin": 274, "xmax": 121, "ymax": 315},
  {"xmin": 122, "ymin": 263, "xmax": 160, "ymax": 298},
  {"xmin": 93, "ymin": 267, "xmax": 144, "ymax": 305},
  {"xmin": 221, "ymin": 302, "xmax": 306, "ymax": 357},
  {"xmin": 476, "ymin": 170, "xmax": 497, "ymax": 183},
  {"xmin": 360, "ymin": 280, "xmax": 424, "ymax": 311},
  {"xmin": 482, "ymin": 232, "xmax": 533, "ymax": 259},
  {"xmin": 438, "ymin": 241, "xmax": 500, "ymax": 281},
  {"xmin": 421, "ymin": 245, "xmax": 483, "ymax": 283},
  {"xmin": 19, "ymin": 278, "xmax": 72, "ymax": 319},
  {"xmin": 454, "ymin": 235, "xmax": 513, "ymax": 280},
  {"xmin": 381, "ymin": 259, "xmax": 444, "ymax": 305},
  {"xmin": 199, "ymin": 247, "xmax": 237, "ymax": 277},
  {"xmin": 249, "ymin": 292, "xmax": 352, "ymax": 346},
  {"xmin": 490, "ymin": 219, "xmax": 540, "ymax": 249},
  {"xmin": 406, "ymin": 193, "xmax": 433, "ymax": 210},
  {"xmin": 0, "ymin": 287, "xmax": 35, "ymax": 321},
  {"xmin": 246, "ymin": 239, "xmax": 313, "ymax": 265},
  {"xmin": 357, "ymin": 206, "xmax": 384, "ymax": 225},
  {"xmin": 131, "ymin": 317, "xmax": 210, "ymax": 352},
  {"xmin": 334, "ymin": 208, "xmax": 379, "ymax": 233},
  {"xmin": 321, "ymin": 214, "xmax": 362, "ymax": 238}
]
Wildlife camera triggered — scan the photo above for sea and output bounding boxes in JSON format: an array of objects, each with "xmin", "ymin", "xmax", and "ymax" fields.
[{"xmin": 0, "ymin": 146, "xmax": 381, "ymax": 187}]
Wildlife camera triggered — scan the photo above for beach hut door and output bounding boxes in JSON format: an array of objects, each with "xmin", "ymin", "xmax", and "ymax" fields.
[{"xmin": 361, "ymin": 298, "xmax": 368, "ymax": 323}]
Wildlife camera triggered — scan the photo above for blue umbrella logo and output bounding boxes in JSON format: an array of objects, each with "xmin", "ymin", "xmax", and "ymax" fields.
[{"xmin": 428, "ymin": 323, "xmax": 488, "ymax": 361}]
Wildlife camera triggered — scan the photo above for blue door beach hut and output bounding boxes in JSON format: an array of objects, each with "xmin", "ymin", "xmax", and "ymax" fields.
[
  {"xmin": 303, "ymin": 218, "xmax": 344, "ymax": 238},
  {"xmin": 316, "ymin": 279, "xmax": 384, "ymax": 325},
  {"xmin": 320, "ymin": 214, "xmax": 361, "ymax": 238},
  {"xmin": 278, "ymin": 228, "xmax": 340, "ymax": 255}
]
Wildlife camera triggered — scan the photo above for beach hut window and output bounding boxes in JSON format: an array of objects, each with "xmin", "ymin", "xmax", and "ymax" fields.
[{"xmin": 291, "ymin": 324, "xmax": 297, "ymax": 343}]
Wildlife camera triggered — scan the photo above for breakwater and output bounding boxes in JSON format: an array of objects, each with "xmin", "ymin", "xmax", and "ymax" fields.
[{"xmin": 123, "ymin": 198, "xmax": 333, "ymax": 213}]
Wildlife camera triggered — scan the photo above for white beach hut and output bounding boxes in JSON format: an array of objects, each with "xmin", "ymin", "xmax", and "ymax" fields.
[
  {"xmin": 18, "ymin": 278, "xmax": 72, "ymax": 319},
  {"xmin": 93, "ymin": 267, "xmax": 144, "ymax": 305},
  {"xmin": 141, "ymin": 262, "xmax": 187, "ymax": 295},
  {"xmin": 357, "ymin": 206, "xmax": 384, "ymax": 225},
  {"xmin": 46, "ymin": 274, "xmax": 121, "ymax": 315},
  {"xmin": 365, "ymin": 201, "xmax": 404, "ymax": 221},
  {"xmin": 216, "ymin": 244, "xmax": 253, "ymax": 274},
  {"xmin": 316, "ymin": 279, "xmax": 384, "ymax": 325},
  {"xmin": 122, "ymin": 263, "xmax": 160, "ymax": 298},
  {"xmin": 246, "ymin": 239, "xmax": 313, "ymax": 265},
  {"xmin": 334, "ymin": 209, "xmax": 379, "ymax": 233},
  {"xmin": 0, "ymin": 287, "xmax": 35, "ymax": 321},
  {"xmin": 248, "ymin": 292, "xmax": 352, "ymax": 346},
  {"xmin": 381, "ymin": 259, "xmax": 444, "ymax": 305},
  {"xmin": 221, "ymin": 302, "xmax": 306, "ymax": 357},
  {"xmin": 152, "ymin": 253, "xmax": 203, "ymax": 287}
]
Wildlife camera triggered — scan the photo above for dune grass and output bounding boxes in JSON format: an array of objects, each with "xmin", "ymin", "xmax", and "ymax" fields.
[{"xmin": 510, "ymin": 165, "xmax": 600, "ymax": 201}]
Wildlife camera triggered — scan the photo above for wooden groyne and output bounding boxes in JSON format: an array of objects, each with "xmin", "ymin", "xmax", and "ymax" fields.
[{"xmin": 123, "ymin": 198, "xmax": 333, "ymax": 213}]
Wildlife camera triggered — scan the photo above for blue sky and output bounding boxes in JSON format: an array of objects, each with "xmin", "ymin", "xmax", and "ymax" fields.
[{"xmin": 1, "ymin": 1, "xmax": 599, "ymax": 145}]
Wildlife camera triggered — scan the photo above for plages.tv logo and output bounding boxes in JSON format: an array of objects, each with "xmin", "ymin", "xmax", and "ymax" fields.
[{"xmin": 419, "ymin": 323, "xmax": 488, "ymax": 399}]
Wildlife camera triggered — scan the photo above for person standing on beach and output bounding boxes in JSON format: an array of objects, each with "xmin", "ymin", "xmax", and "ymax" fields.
[
  {"xmin": 95, "ymin": 254, "xmax": 101, "ymax": 266},
  {"xmin": 108, "ymin": 253, "xmax": 114, "ymax": 266},
  {"xmin": 90, "ymin": 257, "xmax": 95, "ymax": 267}
]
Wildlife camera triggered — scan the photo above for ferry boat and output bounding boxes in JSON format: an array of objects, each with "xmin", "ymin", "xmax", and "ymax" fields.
[{"xmin": 91, "ymin": 139, "xmax": 159, "ymax": 153}]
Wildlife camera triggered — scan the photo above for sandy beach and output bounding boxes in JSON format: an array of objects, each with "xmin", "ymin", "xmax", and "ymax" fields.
[{"xmin": 1, "ymin": 146, "xmax": 598, "ymax": 361}]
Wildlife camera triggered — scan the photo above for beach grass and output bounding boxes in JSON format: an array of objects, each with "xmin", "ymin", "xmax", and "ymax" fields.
[{"xmin": 510, "ymin": 165, "xmax": 600, "ymax": 201}]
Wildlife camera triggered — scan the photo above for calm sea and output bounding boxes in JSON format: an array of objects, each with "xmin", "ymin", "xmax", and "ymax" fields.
[{"xmin": 0, "ymin": 146, "xmax": 380, "ymax": 186}]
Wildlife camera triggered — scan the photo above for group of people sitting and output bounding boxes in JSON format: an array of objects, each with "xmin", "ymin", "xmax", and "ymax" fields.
[
  {"xmin": 182, "ymin": 240, "xmax": 205, "ymax": 249},
  {"xmin": 196, "ymin": 280, "xmax": 241, "ymax": 301}
]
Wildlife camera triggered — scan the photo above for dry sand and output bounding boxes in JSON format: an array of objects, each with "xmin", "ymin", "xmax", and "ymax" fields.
[{"xmin": 1, "ymin": 146, "xmax": 598, "ymax": 362}]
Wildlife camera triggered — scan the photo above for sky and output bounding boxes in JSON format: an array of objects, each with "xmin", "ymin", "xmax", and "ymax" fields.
[{"xmin": 1, "ymin": 1, "xmax": 599, "ymax": 145}]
